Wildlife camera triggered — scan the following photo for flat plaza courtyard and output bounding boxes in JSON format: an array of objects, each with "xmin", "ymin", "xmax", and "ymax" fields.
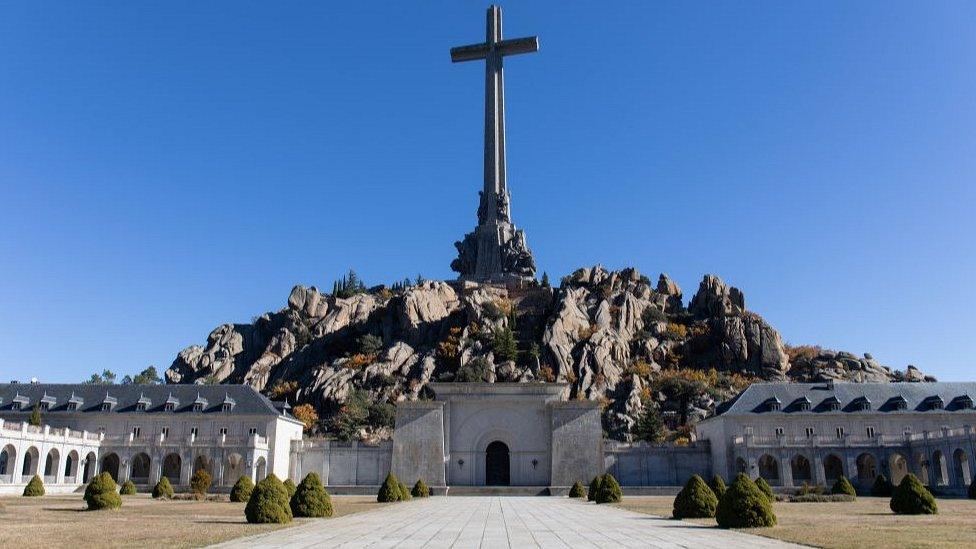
[{"xmin": 215, "ymin": 496, "xmax": 800, "ymax": 548}]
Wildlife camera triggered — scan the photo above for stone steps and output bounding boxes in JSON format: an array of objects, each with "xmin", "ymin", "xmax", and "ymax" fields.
[{"xmin": 445, "ymin": 485, "xmax": 551, "ymax": 496}]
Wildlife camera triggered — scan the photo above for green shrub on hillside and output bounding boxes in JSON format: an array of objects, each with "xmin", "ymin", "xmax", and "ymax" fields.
[
  {"xmin": 119, "ymin": 480, "xmax": 136, "ymax": 495},
  {"xmin": 568, "ymin": 481, "xmax": 586, "ymax": 498},
  {"xmin": 673, "ymin": 475, "xmax": 718, "ymax": 519},
  {"xmin": 411, "ymin": 479, "xmax": 430, "ymax": 498},
  {"xmin": 709, "ymin": 475, "xmax": 727, "ymax": 499},
  {"xmin": 245, "ymin": 474, "xmax": 292, "ymax": 524},
  {"xmin": 291, "ymin": 472, "xmax": 333, "ymax": 518},
  {"xmin": 871, "ymin": 474, "xmax": 893, "ymax": 497},
  {"xmin": 587, "ymin": 475, "xmax": 603, "ymax": 502},
  {"xmin": 755, "ymin": 477, "xmax": 775, "ymax": 500},
  {"xmin": 190, "ymin": 469, "xmax": 212, "ymax": 495},
  {"xmin": 23, "ymin": 475, "xmax": 44, "ymax": 497},
  {"xmin": 377, "ymin": 472, "xmax": 401, "ymax": 503},
  {"xmin": 595, "ymin": 473, "xmax": 622, "ymax": 504},
  {"xmin": 85, "ymin": 472, "xmax": 122, "ymax": 510},
  {"xmin": 831, "ymin": 475, "xmax": 856, "ymax": 498},
  {"xmin": 890, "ymin": 474, "xmax": 937, "ymax": 515},
  {"xmin": 152, "ymin": 477, "xmax": 174, "ymax": 499},
  {"xmin": 230, "ymin": 476, "xmax": 255, "ymax": 503},
  {"xmin": 715, "ymin": 473, "xmax": 776, "ymax": 528}
]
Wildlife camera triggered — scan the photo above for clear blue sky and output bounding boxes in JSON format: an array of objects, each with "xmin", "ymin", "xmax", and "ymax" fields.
[{"xmin": 1, "ymin": 2, "xmax": 974, "ymax": 383}]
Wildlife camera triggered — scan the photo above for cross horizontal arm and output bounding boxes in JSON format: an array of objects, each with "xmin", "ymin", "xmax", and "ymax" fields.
[
  {"xmin": 451, "ymin": 43, "xmax": 489, "ymax": 62},
  {"xmin": 495, "ymin": 36, "xmax": 539, "ymax": 57}
]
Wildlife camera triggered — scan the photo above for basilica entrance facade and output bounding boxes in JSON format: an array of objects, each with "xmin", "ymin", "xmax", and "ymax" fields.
[{"xmin": 485, "ymin": 441, "xmax": 511, "ymax": 486}]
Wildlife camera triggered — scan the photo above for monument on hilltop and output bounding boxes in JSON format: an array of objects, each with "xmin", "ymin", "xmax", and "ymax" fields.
[{"xmin": 450, "ymin": 5, "xmax": 538, "ymax": 284}]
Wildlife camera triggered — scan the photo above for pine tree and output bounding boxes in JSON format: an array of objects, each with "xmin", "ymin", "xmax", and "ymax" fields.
[
  {"xmin": 890, "ymin": 474, "xmax": 937, "ymax": 515},
  {"xmin": 377, "ymin": 472, "xmax": 401, "ymax": 502},
  {"xmin": 28, "ymin": 405, "xmax": 41, "ymax": 427},
  {"xmin": 715, "ymin": 473, "xmax": 776, "ymax": 528},
  {"xmin": 492, "ymin": 327, "xmax": 519, "ymax": 363},
  {"xmin": 710, "ymin": 475, "xmax": 728, "ymax": 499},
  {"xmin": 672, "ymin": 475, "xmax": 718, "ymax": 518},
  {"xmin": 632, "ymin": 402, "xmax": 666, "ymax": 443},
  {"xmin": 290, "ymin": 472, "xmax": 333, "ymax": 518},
  {"xmin": 245, "ymin": 474, "xmax": 292, "ymax": 524},
  {"xmin": 540, "ymin": 272, "xmax": 550, "ymax": 288},
  {"xmin": 230, "ymin": 475, "xmax": 255, "ymax": 502}
]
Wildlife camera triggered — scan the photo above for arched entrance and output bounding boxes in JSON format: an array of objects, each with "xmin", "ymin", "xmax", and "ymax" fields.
[
  {"xmin": 101, "ymin": 453, "xmax": 120, "ymax": 482},
  {"xmin": 485, "ymin": 441, "xmax": 510, "ymax": 486},
  {"xmin": 130, "ymin": 452, "xmax": 151, "ymax": 484},
  {"xmin": 162, "ymin": 453, "xmax": 182, "ymax": 484}
]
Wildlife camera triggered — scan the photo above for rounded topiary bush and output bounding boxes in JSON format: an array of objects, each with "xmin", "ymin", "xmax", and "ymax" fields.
[
  {"xmin": 715, "ymin": 473, "xmax": 777, "ymax": 529},
  {"xmin": 283, "ymin": 478, "xmax": 297, "ymax": 498},
  {"xmin": 85, "ymin": 472, "xmax": 122, "ymax": 510},
  {"xmin": 190, "ymin": 468, "xmax": 212, "ymax": 495},
  {"xmin": 831, "ymin": 475, "xmax": 856, "ymax": 498},
  {"xmin": 673, "ymin": 475, "xmax": 718, "ymax": 519},
  {"xmin": 377, "ymin": 472, "xmax": 401, "ymax": 503},
  {"xmin": 890, "ymin": 474, "xmax": 937, "ymax": 515},
  {"xmin": 291, "ymin": 472, "xmax": 333, "ymax": 518},
  {"xmin": 245, "ymin": 474, "xmax": 292, "ymax": 524},
  {"xmin": 230, "ymin": 475, "xmax": 255, "ymax": 503},
  {"xmin": 595, "ymin": 473, "xmax": 622, "ymax": 504},
  {"xmin": 412, "ymin": 479, "xmax": 430, "ymax": 498},
  {"xmin": 398, "ymin": 481, "xmax": 412, "ymax": 501},
  {"xmin": 871, "ymin": 474, "xmax": 893, "ymax": 497},
  {"xmin": 587, "ymin": 475, "xmax": 603, "ymax": 502},
  {"xmin": 710, "ymin": 475, "xmax": 727, "ymax": 499},
  {"xmin": 119, "ymin": 480, "xmax": 137, "ymax": 495},
  {"xmin": 23, "ymin": 475, "xmax": 45, "ymax": 497},
  {"xmin": 568, "ymin": 480, "xmax": 586, "ymax": 499},
  {"xmin": 754, "ymin": 477, "xmax": 775, "ymax": 500},
  {"xmin": 152, "ymin": 477, "xmax": 174, "ymax": 499}
]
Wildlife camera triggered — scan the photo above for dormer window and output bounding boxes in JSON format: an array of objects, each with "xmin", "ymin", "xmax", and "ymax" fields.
[
  {"xmin": 136, "ymin": 402, "xmax": 147, "ymax": 411},
  {"xmin": 67, "ymin": 402, "xmax": 78, "ymax": 411},
  {"xmin": 164, "ymin": 402, "xmax": 176, "ymax": 411},
  {"xmin": 101, "ymin": 393, "xmax": 117, "ymax": 411},
  {"xmin": 951, "ymin": 395, "xmax": 974, "ymax": 410},
  {"xmin": 764, "ymin": 397, "xmax": 782, "ymax": 412},
  {"xmin": 221, "ymin": 393, "xmax": 236, "ymax": 412},
  {"xmin": 136, "ymin": 394, "xmax": 151, "ymax": 411},
  {"xmin": 822, "ymin": 396, "xmax": 841, "ymax": 412},
  {"xmin": 101, "ymin": 403, "xmax": 112, "ymax": 411},
  {"xmin": 39, "ymin": 402, "xmax": 50, "ymax": 411},
  {"xmin": 889, "ymin": 396, "xmax": 908, "ymax": 411},
  {"xmin": 67, "ymin": 393, "xmax": 83, "ymax": 411},
  {"xmin": 11, "ymin": 394, "xmax": 29, "ymax": 411},
  {"xmin": 192, "ymin": 393, "xmax": 208, "ymax": 412},
  {"xmin": 193, "ymin": 403, "xmax": 204, "ymax": 412},
  {"xmin": 852, "ymin": 396, "xmax": 872, "ymax": 412},
  {"xmin": 164, "ymin": 393, "xmax": 179, "ymax": 411},
  {"xmin": 925, "ymin": 396, "xmax": 944, "ymax": 411},
  {"xmin": 790, "ymin": 397, "xmax": 811, "ymax": 412}
]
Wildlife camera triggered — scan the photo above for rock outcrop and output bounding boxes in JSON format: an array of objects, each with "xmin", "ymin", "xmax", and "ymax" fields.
[{"xmin": 166, "ymin": 267, "xmax": 932, "ymax": 442}]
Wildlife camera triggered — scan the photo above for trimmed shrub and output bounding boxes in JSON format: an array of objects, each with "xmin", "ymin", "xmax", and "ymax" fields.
[
  {"xmin": 85, "ymin": 472, "xmax": 122, "ymax": 510},
  {"xmin": 190, "ymin": 468, "xmax": 212, "ymax": 495},
  {"xmin": 283, "ymin": 478, "xmax": 297, "ymax": 498},
  {"xmin": 152, "ymin": 477, "xmax": 174, "ymax": 499},
  {"xmin": 710, "ymin": 475, "xmax": 727, "ymax": 499},
  {"xmin": 871, "ymin": 474, "xmax": 893, "ymax": 497},
  {"xmin": 890, "ymin": 474, "xmax": 937, "ymax": 515},
  {"xmin": 119, "ymin": 480, "xmax": 137, "ymax": 495},
  {"xmin": 673, "ymin": 475, "xmax": 718, "ymax": 519},
  {"xmin": 377, "ymin": 472, "xmax": 401, "ymax": 503},
  {"xmin": 831, "ymin": 475, "xmax": 856, "ymax": 498},
  {"xmin": 23, "ymin": 475, "xmax": 45, "ymax": 497},
  {"xmin": 788, "ymin": 493, "xmax": 855, "ymax": 503},
  {"xmin": 245, "ymin": 474, "xmax": 292, "ymax": 524},
  {"xmin": 595, "ymin": 473, "xmax": 622, "ymax": 504},
  {"xmin": 568, "ymin": 481, "xmax": 587, "ymax": 499},
  {"xmin": 230, "ymin": 475, "xmax": 255, "ymax": 503},
  {"xmin": 412, "ymin": 479, "xmax": 430, "ymax": 498},
  {"xmin": 715, "ymin": 473, "xmax": 777, "ymax": 529},
  {"xmin": 587, "ymin": 475, "xmax": 603, "ymax": 502},
  {"xmin": 291, "ymin": 472, "xmax": 333, "ymax": 518},
  {"xmin": 755, "ymin": 477, "xmax": 775, "ymax": 500},
  {"xmin": 398, "ymin": 481, "xmax": 412, "ymax": 501},
  {"xmin": 969, "ymin": 477, "xmax": 976, "ymax": 500}
]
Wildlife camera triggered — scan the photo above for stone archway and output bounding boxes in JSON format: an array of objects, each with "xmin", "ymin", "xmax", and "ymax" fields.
[
  {"xmin": 22, "ymin": 446, "xmax": 39, "ymax": 476},
  {"xmin": 856, "ymin": 453, "xmax": 877, "ymax": 483},
  {"xmin": 889, "ymin": 453, "xmax": 909, "ymax": 485},
  {"xmin": 83, "ymin": 452, "xmax": 97, "ymax": 482},
  {"xmin": 758, "ymin": 454, "xmax": 779, "ymax": 485},
  {"xmin": 953, "ymin": 449, "xmax": 972, "ymax": 487},
  {"xmin": 485, "ymin": 441, "xmax": 510, "ymax": 486},
  {"xmin": 0, "ymin": 444, "xmax": 15, "ymax": 477},
  {"xmin": 162, "ymin": 453, "xmax": 182, "ymax": 484},
  {"xmin": 101, "ymin": 453, "xmax": 120, "ymax": 482},
  {"xmin": 823, "ymin": 454, "xmax": 844, "ymax": 483},
  {"xmin": 130, "ymin": 452, "xmax": 151, "ymax": 484}
]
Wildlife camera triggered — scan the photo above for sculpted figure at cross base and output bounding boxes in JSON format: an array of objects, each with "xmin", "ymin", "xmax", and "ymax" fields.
[{"xmin": 449, "ymin": 5, "xmax": 538, "ymax": 283}]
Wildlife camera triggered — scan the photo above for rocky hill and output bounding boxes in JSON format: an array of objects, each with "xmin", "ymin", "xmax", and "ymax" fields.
[{"xmin": 165, "ymin": 266, "xmax": 933, "ymax": 441}]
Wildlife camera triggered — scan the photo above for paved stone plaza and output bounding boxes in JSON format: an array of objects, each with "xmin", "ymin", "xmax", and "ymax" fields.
[{"xmin": 215, "ymin": 497, "xmax": 801, "ymax": 548}]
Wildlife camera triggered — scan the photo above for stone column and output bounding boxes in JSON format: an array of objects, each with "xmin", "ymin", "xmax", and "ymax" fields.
[
  {"xmin": 812, "ymin": 453, "xmax": 825, "ymax": 486},
  {"xmin": 779, "ymin": 454, "xmax": 793, "ymax": 488}
]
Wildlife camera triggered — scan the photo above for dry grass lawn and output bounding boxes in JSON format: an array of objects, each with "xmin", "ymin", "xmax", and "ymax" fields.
[
  {"xmin": 617, "ymin": 495, "xmax": 976, "ymax": 548},
  {"xmin": 0, "ymin": 493, "xmax": 384, "ymax": 548}
]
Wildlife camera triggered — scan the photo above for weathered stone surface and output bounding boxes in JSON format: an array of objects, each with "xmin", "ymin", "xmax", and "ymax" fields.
[{"xmin": 689, "ymin": 275, "xmax": 744, "ymax": 317}]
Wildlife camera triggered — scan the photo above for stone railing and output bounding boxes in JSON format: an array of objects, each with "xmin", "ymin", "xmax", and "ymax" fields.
[
  {"xmin": 733, "ymin": 425, "xmax": 975, "ymax": 449},
  {"xmin": 104, "ymin": 432, "xmax": 267, "ymax": 449},
  {"xmin": 0, "ymin": 419, "xmax": 102, "ymax": 445}
]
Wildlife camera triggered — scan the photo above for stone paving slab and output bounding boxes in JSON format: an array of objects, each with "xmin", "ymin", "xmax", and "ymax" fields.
[{"xmin": 213, "ymin": 496, "xmax": 803, "ymax": 548}]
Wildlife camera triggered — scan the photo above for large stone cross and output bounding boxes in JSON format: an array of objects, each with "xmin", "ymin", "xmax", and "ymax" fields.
[{"xmin": 451, "ymin": 5, "xmax": 538, "ymax": 225}]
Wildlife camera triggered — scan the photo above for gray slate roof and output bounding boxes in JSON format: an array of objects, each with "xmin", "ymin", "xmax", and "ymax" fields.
[
  {"xmin": 0, "ymin": 383, "xmax": 287, "ymax": 417},
  {"xmin": 716, "ymin": 381, "xmax": 976, "ymax": 416}
]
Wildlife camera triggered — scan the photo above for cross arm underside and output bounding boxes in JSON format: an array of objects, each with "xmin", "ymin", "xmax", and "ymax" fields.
[{"xmin": 450, "ymin": 36, "xmax": 539, "ymax": 62}]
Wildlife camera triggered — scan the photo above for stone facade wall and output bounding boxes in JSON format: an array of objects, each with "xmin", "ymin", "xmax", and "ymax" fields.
[
  {"xmin": 391, "ymin": 402, "xmax": 446, "ymax": 488},
  {"xmin": 290, "ymin": 439, "xmax": 392, "ymax": 487},
  {"xmin": 603, "ymin": 440, "xmax": 712, "ymax": 486},
  {"xmin": 549, "ymin": 401, "xmax": 603, "ymax": 488}
]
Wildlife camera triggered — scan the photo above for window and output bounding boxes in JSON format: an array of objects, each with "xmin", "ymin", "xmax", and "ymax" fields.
[
  {"xmin": 190, "ymin": 427, "xmax": 199, "ymax": 437},
  {"xmin": 774, "ymin": 427, "xmax": 784, "ymax": 437},
  {"xmin": 164, "ymin": 402, "xmax": 176, "ymax": 411},
  {"xmin": 805, "ymin": 427, "xmax": 816, "ymax": 438},
  {"xmin": 67, "ymin": 402, "xmax": 77, "ymax": 411},
  {"xmin": 39, "ymin": 402, "xmax": 50, "ymax": 411},
  {"xmin": 744, "ymin": 427, "xmax": 754, "ymax": 436},
  {"xmin": 222, "ymin": 403, "xmax": 232, "ymax": 412},
  {"xmin": 866, "ymin": 426, "xmax": 876, "ymax": 438},
  {"xmin": 132, "ymin": 426, "xmax": 141, "ymax": 438},
  {"xmin": 193, "ymin": 403, "xmax": 204, "ymax": 412},
  {"xmin": 101, "ymin": 403, "xmax": 111, "ymax": 411},
  {"xmin": 219, "ymin": 427, "xmax": 228, "ymax": 436},
  {"xmin": 11, "ymin": 402, "xmax": 22, "ymax": 411},
  {"xmin": 161, "ymin": 427, "xmax": 169, "ymax": 439},
  {"xmin": 836, "ymin": 427, "xmax": 845, "ymax": 438},
  {"xmin": 248, "ymin": 427, "xmax": 258, "ymax": 436},
  {"xmin": 136, "ymin": 402, "xmax": 147, "ymax": 411}
]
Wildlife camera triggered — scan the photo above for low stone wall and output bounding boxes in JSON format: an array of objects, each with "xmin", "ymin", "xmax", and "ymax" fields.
[
  {"xmin": 290, "ymin": 439, "xmax": 392, "ymax": 487},
  {"xmin": 604, "ymin": 440, "xmax": 712, "ymax": 486}
]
